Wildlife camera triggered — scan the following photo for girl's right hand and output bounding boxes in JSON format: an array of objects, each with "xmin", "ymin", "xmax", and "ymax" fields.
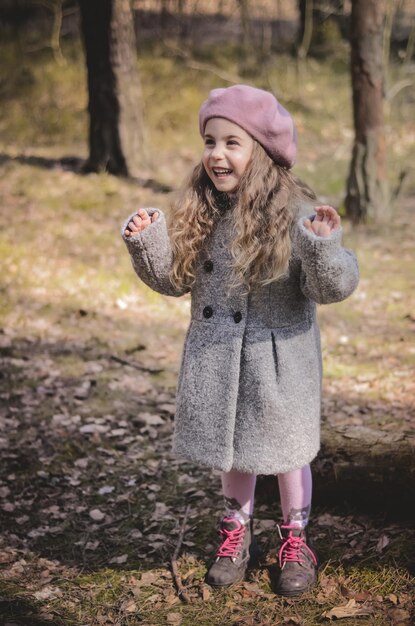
[{"xmin": 124, "ymin": 209, "xmax": 159, "ymax": 236}]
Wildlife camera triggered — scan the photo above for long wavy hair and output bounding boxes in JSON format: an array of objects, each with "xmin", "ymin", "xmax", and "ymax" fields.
[{"xmin": 169, "ymin": 141, "xmax": 315, "ymax": 292}]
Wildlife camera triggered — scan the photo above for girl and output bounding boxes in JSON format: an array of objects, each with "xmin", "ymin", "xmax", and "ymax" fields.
[{"xmin": 122, "ymin": 85, "xmax": 359, "ymax": 597}]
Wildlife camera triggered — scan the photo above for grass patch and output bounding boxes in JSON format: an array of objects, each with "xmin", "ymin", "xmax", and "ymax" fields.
[{"xmin": 0, "ymin": 32, "xmax": 414, "ymax": 626}]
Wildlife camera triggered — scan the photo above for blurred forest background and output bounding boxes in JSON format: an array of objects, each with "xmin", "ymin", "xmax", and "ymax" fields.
[{"xmin": 0, "ymin": 2, "xmax": 414, "ymax": 626}]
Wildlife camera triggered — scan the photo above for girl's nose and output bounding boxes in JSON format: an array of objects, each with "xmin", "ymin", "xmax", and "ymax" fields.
[{"xmin": 211, "ymin": 143, "xmax": 224, "ymax": 159}]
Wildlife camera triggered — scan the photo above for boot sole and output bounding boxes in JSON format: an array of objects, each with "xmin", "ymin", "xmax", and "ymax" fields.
[
  {"xmin": 275, "ymin": 577, "xmax": 317, "ymax": 597},
  {"xmin": 206, "ymin": 576, "xmax": 245, "ymax": 588}
]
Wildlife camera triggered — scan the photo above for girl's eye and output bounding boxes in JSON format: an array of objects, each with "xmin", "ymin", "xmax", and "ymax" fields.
[
  {"xmin": 205, "ymin": 139, "xmax": 214, "ymax": 146},
  {"xmin": 228, "ymin": 140, "xmax": 239, "ymax": 146}
]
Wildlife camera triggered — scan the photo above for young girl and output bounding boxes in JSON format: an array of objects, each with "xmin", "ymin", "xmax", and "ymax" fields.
[{"xmin": 122, "ymin": 85, "xmax": 359, "ymax": 597}]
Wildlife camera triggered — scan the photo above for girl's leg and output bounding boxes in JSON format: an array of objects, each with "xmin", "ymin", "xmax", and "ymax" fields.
[
  {"xmin": 275, "ymin": 464, "xmax": 317, "ymax": 597},
  {"xmin": 277, "ymin": 464, "xmax": 312, "ymax": 528},
  {"xmin": 206, "ymin": 470, "xmax": 257, "ymax": 587},
  {"xmin": 221, "ymin": 470, "xmax": 256, "ymax": 523}
]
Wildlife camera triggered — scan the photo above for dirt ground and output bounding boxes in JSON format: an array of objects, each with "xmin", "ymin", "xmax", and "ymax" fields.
[
  {"xmin": 0, "ymin": 29, "xmax": 414, "ymax": 626},
  {"xmin": 0, "ymin": 156, "xmax": 414, "ymax": 626}
]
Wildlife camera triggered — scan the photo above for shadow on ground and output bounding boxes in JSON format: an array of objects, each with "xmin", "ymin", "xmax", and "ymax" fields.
[{"xmin": 0, "ymin": 153, "xmax": 173, "ymax": 193}]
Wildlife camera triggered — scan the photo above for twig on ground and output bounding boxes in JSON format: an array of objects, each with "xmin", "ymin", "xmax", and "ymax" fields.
[
  {"xmin": 110, "ymin": 355, "xmax": 164, "ymax": 374},
  {"xmin": 171, "ymin": 504, "xmax": 192, "ymax": 603}
]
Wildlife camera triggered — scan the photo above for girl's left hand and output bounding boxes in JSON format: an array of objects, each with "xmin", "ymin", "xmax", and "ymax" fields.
[{"xmin": 304, "ymin": 205, "xmax": 341, "ymax": 238}]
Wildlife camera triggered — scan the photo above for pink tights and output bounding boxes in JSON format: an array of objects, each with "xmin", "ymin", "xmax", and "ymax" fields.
[{"xmin": 221, "ymin": 464, "xmax": 312, "ymax": 528}]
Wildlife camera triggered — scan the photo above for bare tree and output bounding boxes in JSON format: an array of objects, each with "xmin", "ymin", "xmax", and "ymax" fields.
[
  {"xmin": 345, "ymin": 0, "xmax": 389, "ymax": 223},
  {"xmin": 78, "ymin": 0, "xmax": 146, "ymax": 177},
  {"xmin": 297, "ymin": 0, "xmax": 314, "ymax": 59},
  {"xmin": 237, "ymin": 0, "xmax": 252, "ymax": 51},
  {"xmin": 297, "ymin": 0, "xmax": 346, "ymax": 58}
]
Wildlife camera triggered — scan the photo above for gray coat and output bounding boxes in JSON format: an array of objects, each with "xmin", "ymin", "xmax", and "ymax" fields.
[{"xmin": 121, "ymin": 202, "xmax": 359, "ymax": 475}]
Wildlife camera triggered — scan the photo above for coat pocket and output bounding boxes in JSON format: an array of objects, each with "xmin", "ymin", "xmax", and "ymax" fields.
[{"xmin": 271, "ymin": 331, "xmax": 279, "ymax": 379}]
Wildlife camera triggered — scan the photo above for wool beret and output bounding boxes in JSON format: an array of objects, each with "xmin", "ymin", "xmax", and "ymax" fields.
[{"xmin": 199, "ymin": 84, "xmax": 297, "ymax": 168}]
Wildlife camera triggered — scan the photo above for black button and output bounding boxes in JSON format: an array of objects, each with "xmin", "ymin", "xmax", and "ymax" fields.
[
  {"xmin": 204, "ymin": 260, "xmax": 213, "ymax": 272},
  {"xmin": 233, "ymin": 312, "xmax": 242, "ymax": 323},
  {"xmin": 203, "ymin": 306, "xmax": 213, "ymax": 319}
]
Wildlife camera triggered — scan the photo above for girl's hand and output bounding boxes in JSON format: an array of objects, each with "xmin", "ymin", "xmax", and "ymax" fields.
[
  {"xmin": 124, "ymin": 209, "xmax": 159, "ymax": 236},
  {"xmin": 304, "ymin": 205, "xmax": 341, "ymax": 238}
]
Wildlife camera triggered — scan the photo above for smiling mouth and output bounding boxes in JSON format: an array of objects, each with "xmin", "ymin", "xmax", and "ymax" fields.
[{"xmin": 212, "ymin": 167, "xmax": 233, "ymax": 177}]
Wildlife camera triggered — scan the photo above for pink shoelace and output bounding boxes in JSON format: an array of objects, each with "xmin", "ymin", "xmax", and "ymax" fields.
[
  {"xmin": 215, "ymin": 517, "xmax": 245, "ymax": 559},
  {"xmin": 278, "ymin": 525, "xmax": 318, "ymax": 569}
]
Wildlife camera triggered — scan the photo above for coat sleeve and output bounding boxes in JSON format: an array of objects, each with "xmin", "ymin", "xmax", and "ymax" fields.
[
  {"xmin": 121, "ymin": 208, "xmax": 189, "ymax": 297},
  {"xmin": 294, "ymin": 215, "xmax": 359, "ymax": 305}
]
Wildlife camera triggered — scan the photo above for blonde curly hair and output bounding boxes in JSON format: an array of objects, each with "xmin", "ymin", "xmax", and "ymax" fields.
[{"xmin": 169, "ymin": 141, "xmax": 315, "ymax": 292}]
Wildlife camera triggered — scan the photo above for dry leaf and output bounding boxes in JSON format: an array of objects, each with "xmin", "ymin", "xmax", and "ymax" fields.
[
  {"xmin": 109, "ymin": 554, "xmax": 128, "ymax": 564},
  {"xmin": 79, "ymin": 423, "xmax": 109, "ymax": 434},
  {"xmin": 136, "ymin": 412, "xmax": 165, "ymax": 426},
  {"xmin": 202, "ymin": 585, "xmax": 211, "ymax": 601},
  {"xmin": 33, "ymin": 586, "xmax": 62, "ymax": 601},
  {"xmin": 89, "ymin": 508, "xmax": 105, "ymax": 521},
  {"xmin": 139, "ymin": 571, "xmax": 160, "ymax": 586},
  {"xmin": 98, "ymin": 485, "xmax": 114, "ymax": 495},
  {"xmin": 120, "ymin": 598, "xmax": 137, "ymax": 613},
  {"xmin": 322, "ymin": 598, "xmax": 374, "ymax": 620},
  {"xmin": 242, "ymin": 582, "xmax": 263, "ymax": 595},
  {"xmin": 166, "ymin": 613, "xmax": 182, "ymax": 625},
  {"xmin": 165, "ymin": 593, "xmax": 181, "ymax": 606},
  {"xmin": 387, "ymin": 607, "xmax": 411, "ymax": 624},
  {"xmin": 376, "ymin": 534, "xmax": 390, "ymax": 552}
]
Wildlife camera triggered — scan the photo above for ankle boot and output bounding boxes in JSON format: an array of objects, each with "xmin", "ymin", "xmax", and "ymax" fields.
[
  {"xmin": 274, "ymin": 524, "xmax": 318, "ymax": 597},
  {"xmin": 205, "ymin": 516, "xmax": 256, "ymax": 587}
]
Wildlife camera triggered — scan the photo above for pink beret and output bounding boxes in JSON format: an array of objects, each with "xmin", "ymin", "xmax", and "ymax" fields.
[{"xmin": 199, "ymin": 84, "xmax": 297, "ymax": 168}]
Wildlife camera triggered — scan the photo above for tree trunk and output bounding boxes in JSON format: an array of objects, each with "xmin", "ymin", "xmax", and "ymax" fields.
[
  {"xmin": 78, "ymin": 0, "xmax": 145, "ymax": 177},
  {"xmin": 257, "ymin": 422, "xmax": 415, "ymax": 516},
  {"xmin": 297, "ymin": 0, "xmax": 345, "ymax": 57},
  {"xmin": 237, "ymin": 0, "xmax": 252, "ymax": 51},
  {"xmin": 345, "ymin": 0, "xmax": 389, "ymax": 223},
  {"xmin": 297, "ymin": 0, "xmax": 314, "ymax": 59}
]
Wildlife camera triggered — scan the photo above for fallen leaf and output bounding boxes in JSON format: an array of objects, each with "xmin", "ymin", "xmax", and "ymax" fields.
[
  {"xmin": 136, "ymin": 412, "xmax": 165, "ymax": 426},
  {"xmin": 376, "ymin": 534, "xmax": 390, "ymax": 552},
  {"xmin": 98, "ymin": 485, "xmax": 115, "ymax": 495},
  {"xmin": 79, "ymin": 423, "xmax": 109, "ymax": 434},
  {"xmin": 89, "ymin": 508, "xmax": 105, "ymax": 521},
  {"xmin": 166, "ymin": 612, "xmax": 182, "ymax": 625},
  {"xmin": 387, "ymin": 607, "xmax": 411, "ymax": 624},
  {"xmin": 33, "ymin": 586, "xmax": 62, "ymax": 601},
  {"xmin": 202, "ymin": 585, "xmax": 211, "ymax": 601},
  {"xmin": 158, "ymin": 403, "xmax": 176, "ymax": 414},
  {"xmin": 322, "ymin": 599, "xmax": 374, "ymax": 620},
  {"xmin": 165, "ymin": 593, "xmax": 181, "ymax": 606},
  {"xmin": 139, "ymin": 571, "xmax": 160, "ymax": 586},
  {"xmin": 242, "ymin": 582, "xmax": 263, "ymax": 596},
  {"xmin": 109, "ymin": 554, "xmax": 128, "ymax": 564},
  {"xmin": 120, "ymin": 598, "xmax": 137, "ymax": 613}
]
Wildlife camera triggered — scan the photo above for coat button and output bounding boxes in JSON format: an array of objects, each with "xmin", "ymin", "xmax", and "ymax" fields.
[
  {"xmin": 233, "ymin": 311, "xmax": 242, "ymax": 323},
  {"xmin": 204, "ymin": 259, "xmax": 213, "ymax": 272},
  {"xmin": 203, "ymin": 306, "xmax": 213, "ymax": 319}
]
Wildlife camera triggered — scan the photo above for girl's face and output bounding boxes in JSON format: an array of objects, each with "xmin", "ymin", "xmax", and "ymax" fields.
[{"xmin": 202, "ymin": 118, "xmax": 254, "ymax": 193}]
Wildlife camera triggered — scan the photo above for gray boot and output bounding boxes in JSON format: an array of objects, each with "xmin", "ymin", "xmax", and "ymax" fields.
[
  {"xmin": 205, "ymin": 516, "xmax": 256, "ymax": 587},
  {"xmin": 274, "ymin": 524, "xmax": 318, "ymax": 597}
]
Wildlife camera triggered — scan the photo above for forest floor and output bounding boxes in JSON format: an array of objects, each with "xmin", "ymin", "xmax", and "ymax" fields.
[{"xmin": 0, "ymin": 37, "xmax": 414, "ymax": 626}]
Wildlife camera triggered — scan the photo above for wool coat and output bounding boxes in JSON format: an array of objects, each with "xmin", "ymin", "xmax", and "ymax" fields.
[{"xmin": 121, "ymin": 201, "xmax": 359, "ymax": 475}]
